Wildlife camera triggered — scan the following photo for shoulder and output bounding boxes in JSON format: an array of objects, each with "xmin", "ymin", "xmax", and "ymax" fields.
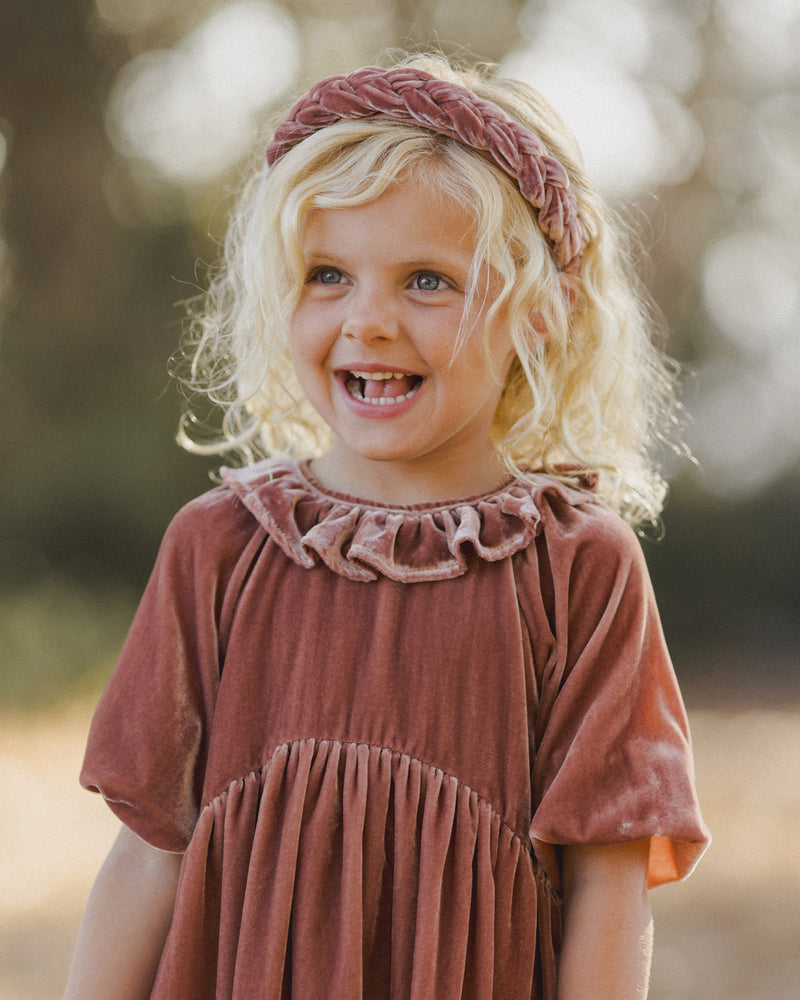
[
  {"xmin": 531, "ymin": 475, "xmax": 641, "ymax": 557},
  {"xmin": 154, "ymin": 474, "xmax": 267, "ymax": 584},
  {"xmin": 165, "ymin": 480, "xmax": 260, "ymax": 545},
  {"xmin": 522, "ymin": 483, "xmax": 667, "ymax": 683},
  {"xmin": 524, "ymin": 476, "xmax": 652, "ymax": 600}
]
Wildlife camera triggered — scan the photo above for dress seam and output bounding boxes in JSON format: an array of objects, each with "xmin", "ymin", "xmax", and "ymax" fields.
[{"xmin": 201, "ymin": 734, "xmax": 536, "ymax": 851}]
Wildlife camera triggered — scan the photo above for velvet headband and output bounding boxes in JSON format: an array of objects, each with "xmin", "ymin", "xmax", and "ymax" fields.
[{"xmin": 266, "ymin": 66, "xmax": 589, "ymax": 274}]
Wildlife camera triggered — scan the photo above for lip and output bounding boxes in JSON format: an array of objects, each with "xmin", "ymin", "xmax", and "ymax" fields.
[
  {"xmin": 334, "ymin": 365, "xmax": 426, "ymax": 418},
  {"xmin": 334, "ymin": 362, "xmax": 421, "ymax": 376}
]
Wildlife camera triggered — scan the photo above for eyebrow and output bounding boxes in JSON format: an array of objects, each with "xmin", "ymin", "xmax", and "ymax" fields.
[{"xmin": 301, "ymin": 248, "xmax": 472, "ymax": 272}]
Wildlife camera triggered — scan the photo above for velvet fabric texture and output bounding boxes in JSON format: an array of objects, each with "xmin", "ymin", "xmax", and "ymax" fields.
[
  {"xmin": 265, "ymin": 67, "xmax": 589, "ymax": 274},
  {"xmin": 81, "ymin": 458, "xmax": 709, "ymax": 999}
]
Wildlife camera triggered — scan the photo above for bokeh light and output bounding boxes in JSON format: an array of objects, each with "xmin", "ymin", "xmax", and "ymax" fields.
[
  {"xmin": 702, "ymin": 232, "xmax": 799, "ymax": 356},
  {"xmin": 687, "ymin": 348, "xmax": 800, "ymax": 496},
  {"xmin": 503, "ymin": 0, "xmax": 705, "ymax": 193},
  {"xmin": 718, "ymin": 0, "xmax": 800, "ymax": 84},
  {"xmin": 105, "ymin": 1, "xmax": 301, "ymax": 183}
]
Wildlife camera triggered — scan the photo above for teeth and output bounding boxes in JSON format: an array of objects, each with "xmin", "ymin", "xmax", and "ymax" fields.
[
  {"xmin": 362, "ymin": 389, "xmax": 418, "ymax": 406},
  {"xmin": 344, "ymin": 371, "xmax": 422, "ymax": 405}
]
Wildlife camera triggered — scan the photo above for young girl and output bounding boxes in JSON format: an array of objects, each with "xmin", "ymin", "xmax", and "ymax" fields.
[{"xmin": 64, "ymin": 55, "xmax": 709, "ymax": 1000}]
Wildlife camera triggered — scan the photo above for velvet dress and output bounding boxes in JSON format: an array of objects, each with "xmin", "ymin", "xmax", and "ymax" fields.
[{"xmin": 80, "ymin": 458, "xmax": 709, "ymax": 999}]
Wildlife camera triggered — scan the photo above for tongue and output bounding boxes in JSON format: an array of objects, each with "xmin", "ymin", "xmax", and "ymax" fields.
[{"xmin": 363, "ymin": 375, "xmax": 417, "ymax": 400}]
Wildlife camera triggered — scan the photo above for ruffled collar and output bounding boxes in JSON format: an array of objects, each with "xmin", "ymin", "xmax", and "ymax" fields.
[{"xmin": 221, "ymin": 458, "xmax": 597, "ymax": 583}]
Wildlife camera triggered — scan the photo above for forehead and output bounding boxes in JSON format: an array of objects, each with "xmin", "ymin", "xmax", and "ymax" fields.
[{"xmin": 300, "ymin": 176, "xmax": 478, "ymax": 261}]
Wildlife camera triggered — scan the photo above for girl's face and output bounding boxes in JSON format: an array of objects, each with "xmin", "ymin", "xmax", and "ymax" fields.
[{"xmin": 289, "ymin": 174, "xmax": 517, "ymax": 503}]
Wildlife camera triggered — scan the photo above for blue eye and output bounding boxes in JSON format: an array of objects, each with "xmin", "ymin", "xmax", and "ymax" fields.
[
  {"xmin": 314, "ymin": 267, "xmax": 344, "ymax": 285},
  {"xmin": 413, "ymin": 272, "xmax": 449, "ymax": 291}
]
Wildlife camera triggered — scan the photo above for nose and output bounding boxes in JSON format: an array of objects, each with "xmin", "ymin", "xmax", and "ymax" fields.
[{"xmin": 342, "ymin": 284, "xmax": 399, "ymax": 342}]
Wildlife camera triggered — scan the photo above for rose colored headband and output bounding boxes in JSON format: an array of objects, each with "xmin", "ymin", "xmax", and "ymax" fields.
[{"xmin": 266, "ymin": 66, "xmax": 589, "ymax": 274}]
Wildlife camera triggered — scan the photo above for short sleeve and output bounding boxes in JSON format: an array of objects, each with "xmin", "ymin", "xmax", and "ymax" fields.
[
  {"xmin": 80, "ymin": 487, "xmax": 262, "ymax": 852},
  {"xmin": 527, "ymin": 498, "xmax": 710, "ymax": 889}
]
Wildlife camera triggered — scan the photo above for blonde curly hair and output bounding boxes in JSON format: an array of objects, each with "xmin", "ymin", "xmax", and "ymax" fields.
[{"xmin": 176, "ymin": 53, "xmax": 682, "ymax": 526}]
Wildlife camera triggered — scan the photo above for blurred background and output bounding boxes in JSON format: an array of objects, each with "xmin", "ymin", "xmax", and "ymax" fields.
[{"xmin": 0, "ymin": 0, "xmax": 798, "ymax": 997}]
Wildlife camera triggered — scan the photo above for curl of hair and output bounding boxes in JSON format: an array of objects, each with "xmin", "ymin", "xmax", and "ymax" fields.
[{"xmin": 176, "ymin": 53, "xmax": 684, "ymax": 527}]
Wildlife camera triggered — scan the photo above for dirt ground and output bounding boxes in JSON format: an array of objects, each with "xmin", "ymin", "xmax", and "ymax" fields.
[{"xmin": 1, "ymin": 700, "xmax": 798, "ymax": 999}]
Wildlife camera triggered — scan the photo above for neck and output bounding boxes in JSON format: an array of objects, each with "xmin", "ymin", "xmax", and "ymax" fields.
[{"xmin": 308, "ymin": 450, "xmax": 511, "ymax": 505}]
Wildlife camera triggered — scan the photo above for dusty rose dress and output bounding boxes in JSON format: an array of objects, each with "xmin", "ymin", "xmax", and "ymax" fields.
[{"xmin": 81, "ymin": 458, "xmax": 709, "ymax": 999}]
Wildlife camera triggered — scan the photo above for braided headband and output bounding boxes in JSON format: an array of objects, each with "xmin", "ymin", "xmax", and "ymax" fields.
[{"xmin": 266, "ymin": 66, "xmax": 589, "ymax": 274}]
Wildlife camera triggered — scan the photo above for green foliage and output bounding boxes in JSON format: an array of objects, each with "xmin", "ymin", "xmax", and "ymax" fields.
[{"xmin": 0, "ymin": 576, "xmax": 137, "ymax": 709}]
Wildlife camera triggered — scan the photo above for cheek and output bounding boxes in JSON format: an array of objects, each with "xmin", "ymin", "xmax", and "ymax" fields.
[
  {"xmin": 289, "ymin": 307, "xmax": 323, "ymax": 366},
  {"xmin": 468, "ymin": 326, "xmax": 517, "ymax": 389},
  {"xmin": 288, "ymin": 318, "xmax": 336, "ymax": 414}
]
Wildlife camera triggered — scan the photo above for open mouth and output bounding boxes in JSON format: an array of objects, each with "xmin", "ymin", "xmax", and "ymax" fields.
[{"xmin": 343, "ymin": 370, "xmax": 424, "ymax": 406}]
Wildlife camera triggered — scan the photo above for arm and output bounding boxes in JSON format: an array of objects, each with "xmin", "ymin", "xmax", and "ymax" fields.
[
  {"xmin": 62, "ymin": 824, "xmax": 183, "ymax": 1000},
  {"xmin": 558, "ymin": 840, "xmax": 653, "ymax": 1000}
]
